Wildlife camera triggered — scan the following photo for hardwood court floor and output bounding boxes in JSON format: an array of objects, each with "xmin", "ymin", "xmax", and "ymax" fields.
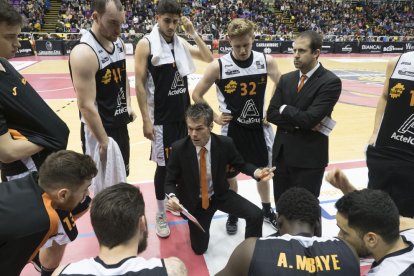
[
  {"xmin": 17, "ymin": 53, "xmax": 393, "ymax": 183},
  {"xmin": 15, "ymin": 53, "xmax": 397, "ymax": 275}
]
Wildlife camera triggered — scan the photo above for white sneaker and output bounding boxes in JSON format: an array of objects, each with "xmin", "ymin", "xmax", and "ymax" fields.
[
  {"xmin": 155, "ymin": 212, "xmax": 170, "ymax": 238},
  {"xmin": 165, "ymin": 198, "xmax": 181, "ymax": 216}
]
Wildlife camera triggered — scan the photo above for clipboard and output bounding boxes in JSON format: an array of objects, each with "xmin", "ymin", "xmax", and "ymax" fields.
[{"xmin": 165, "ymin": 194, "xmax": 206, "ymax": 233}]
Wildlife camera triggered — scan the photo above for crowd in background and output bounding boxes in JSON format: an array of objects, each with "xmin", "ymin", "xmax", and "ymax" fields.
[
  {"xmin": 9, "ymin": 0, "xmax": 51, "ymax": 32},
  {"xmin": 10, "ymin": 0, "xmax": 414, "ymax": 42},
  {"xmin": 276, "ymin": 0, "xmax": 414, "ymax": 41}
]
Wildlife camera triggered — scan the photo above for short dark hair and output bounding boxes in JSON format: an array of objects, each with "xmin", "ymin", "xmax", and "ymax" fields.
[
  {"xmin": 186, "ymin": 103, "xmax": 214, "ymax": 126},
  {"xmin": 296, "ymin": 30, "xmax": 322, "ymax": 53},
  {"xmin": 91, "ymin": 183, "xmax": 145, "ymax": 249},
  {"xmin": 277, "ymin": 187, "xmax": 320, "ymax": 228},
  {"xmin": 38, "ymin": 150, "xmax": 97, "ymax": 191},
  {"xmin": 335, "ymin": 189, "xmax": 400, "ymax": 244},
  {"xmin": 0, "ymin": 1, "xmax": 23, "ymax": 26},
  {"xmin": 92, "ymin": 0, "xmax": 123, "ymax": 14},
  {"xmin": 157, "ymin": 0, "xmax": 181, "ymax": 15}
]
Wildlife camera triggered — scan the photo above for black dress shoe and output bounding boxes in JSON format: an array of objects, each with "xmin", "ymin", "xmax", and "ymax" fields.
[{"xmin": 226, "ymin": 215, "xmax": 238, "ymax": 235}]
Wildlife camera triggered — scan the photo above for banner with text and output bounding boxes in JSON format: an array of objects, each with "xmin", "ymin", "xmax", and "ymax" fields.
[
  {"xmin": 36, "ymin": 40, "xmax": 64, "ymax": 56},
  {"xmin": 321, "ymin": 42, "xmax": 334, "ymax": 54},
  {"xmin": 253, "ymin": 41, "xmax": 281, "ymax": 54},
  {"xmin": 15, "ymin": 40, "xmax": 34, "ymax": 57},
  {"xmin": 334, "ymin": 42, "xmax": 359, "ymax": 54},
  {"xmin": 359, "ymin": 42, "xmax": 383, "ymax": 53},
  {"xmin": 218, "ymin": 40, "xmax": 232, "ymax": 54}
]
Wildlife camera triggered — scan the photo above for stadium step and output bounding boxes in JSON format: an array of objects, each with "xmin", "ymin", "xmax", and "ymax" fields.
[{"xmin": 42, "ymin": 0, "xmax": 61, "ymax": 33}]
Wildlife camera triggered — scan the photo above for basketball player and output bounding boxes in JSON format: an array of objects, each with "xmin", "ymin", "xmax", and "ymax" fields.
[
  {"xmin": 0, "ymin": 151, "xmax": 97, "ymax": 276},
  {"xmin": 134, "ymin": 0, "xmax": 213, "ymax": 238},
  {"xmin": 52, "ymin": 183, "xmax": 187, "ymax": 276},
  {"xmin": 192, "ymin": 18, "xmax": 281, "ymax": 234},
  {"xmin": 217, "ymin": 187, "xmax": 360, "ymax": 275},
  {"xmin": 69, "ymin": 0, "xmax": 136, "ymax": 176}
]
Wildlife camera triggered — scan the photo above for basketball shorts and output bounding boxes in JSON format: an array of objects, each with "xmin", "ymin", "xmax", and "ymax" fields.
[
  {"xmin": 222, "ymin": 122, "xmax": 274, "ymax": 178},
  {"xmin": 151, "ymin": 121, "xmax": 187, "ymax": 166}
]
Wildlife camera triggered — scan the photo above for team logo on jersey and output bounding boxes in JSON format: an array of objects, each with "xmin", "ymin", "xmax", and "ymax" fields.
[
  {"xmin": 258, "ymin": 76, "xmax": 266, "ymax": 85},
  {"xmin": 237, "ymin": 99, "xmax": 261, "ymax": 125},
  {"xmin": 168, "ymin": 71, "xmax": 186, "ymax": 96},
  {"xmin": 12, "ymin": 86, "xmax": 17, "ymax": 96},
  {"xmin": 390, "ymin": 114, "xmax": 414, "ymax": 145},
  {"xmin": 224, "ymin": 80, "xmax": 237, "ymax": 94},
  {"xmin": 21, "ymin": 78, "xmax": 26, "ymax": 85},
  {"xmin": 256, "ymin": 61, "xmax": 265, "ymax": 69},
  {"xmin": 114, "ymin": 87, "xmax": 128, "ymax": 116},
  {"xmin": 390, "ymin": 83, "xmax": 404, "ymax": 99}
]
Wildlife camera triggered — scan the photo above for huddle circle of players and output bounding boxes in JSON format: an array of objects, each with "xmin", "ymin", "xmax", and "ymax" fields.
[{"xmin": 1, "ymin": 0, "xmax": 414, "ymax": 275}]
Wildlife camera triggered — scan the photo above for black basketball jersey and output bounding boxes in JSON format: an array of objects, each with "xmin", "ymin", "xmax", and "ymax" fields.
[
  {"xmin": 0, "ymin": 172, "xmax": 78, "ymax": 275},
  {"xmin": 145, "ymin": 38, "xmax": 190, "ymax": 125},
  {"xmin": 375, "ymin": 51, "xmax": 414, "ymax": 161},
  {"xmin": 0, "ymin": 58, "xmax": 69, "ymax": 175},
  {"xmin": 73, "ymin": 31, "xmax": 130, "ymax": 128},
  {"xmin": 249, "ymin": 235, "xmax": 359, "ymax": 275},
  {"xmin": 216, "ymin": 51, "xmax": 268, "ymax": 129},
  {"xmin": 60, "ymin": 256, "xmax": 168, "ymax": 275}
]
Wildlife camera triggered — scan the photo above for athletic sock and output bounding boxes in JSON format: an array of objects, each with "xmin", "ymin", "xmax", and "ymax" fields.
[
  {"xmin": 262, "ymin": 202, "xmax": 271, "ymax": 215},
  {"xmin": 157, "ymin": 199, "xmax": 165, "ymax": 213}
]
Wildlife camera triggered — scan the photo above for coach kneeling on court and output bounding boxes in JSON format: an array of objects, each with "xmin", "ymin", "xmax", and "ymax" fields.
[{"xmin": 165, "ymin": 103, "xmax": 275, "ymax": 254}]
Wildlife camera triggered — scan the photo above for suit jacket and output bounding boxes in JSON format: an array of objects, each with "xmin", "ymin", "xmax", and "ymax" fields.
[
  {"xmin": 267, "ymin": 64, "xmax": 341, "ymax": 168},
  {"xmin": 165, "ymin": 133, "xmax": 257, "ymax": 212}
]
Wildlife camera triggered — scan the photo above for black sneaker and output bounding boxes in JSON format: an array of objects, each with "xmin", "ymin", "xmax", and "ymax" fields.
[
  {"xmin": 31, "ymin": 253, "xmax": 41, "ymax": 272},
  {"xmin": 226, "ymin": 215, "xmax": 238, "ymax": 235},
  {"xmin": 263, "ymin": 209, "xmax": 278, "ymax": 230}
]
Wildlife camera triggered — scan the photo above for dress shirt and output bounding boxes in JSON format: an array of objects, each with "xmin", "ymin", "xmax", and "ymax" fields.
[{"xmin": 280, "ymin": 62, "xmax": 321, "ymax": 114}]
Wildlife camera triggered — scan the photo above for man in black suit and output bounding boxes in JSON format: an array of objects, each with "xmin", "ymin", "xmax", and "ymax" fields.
[
  {"xmin": 267, "ymin": 30, "xmax": 341, "ymax": 204},
  {"xmin": 165, "ymin": 103, "xmax": 275, "ymax": 255}
]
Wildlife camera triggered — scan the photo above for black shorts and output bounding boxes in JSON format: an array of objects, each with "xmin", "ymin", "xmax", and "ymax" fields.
[
  {"xmin": 367, "ymin": 145, "xmax": 414, "ymax": 217},
  {"xmin": 222, "ymin": 122, "xmax": 273, "ymax": 178},
  {"xmin": 81, "ymin": 123, "xmax": 130, "ymax": 176},
  {"xmin": 151, "ymin": 121, "xmax": 187, "ymax": 166}
]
